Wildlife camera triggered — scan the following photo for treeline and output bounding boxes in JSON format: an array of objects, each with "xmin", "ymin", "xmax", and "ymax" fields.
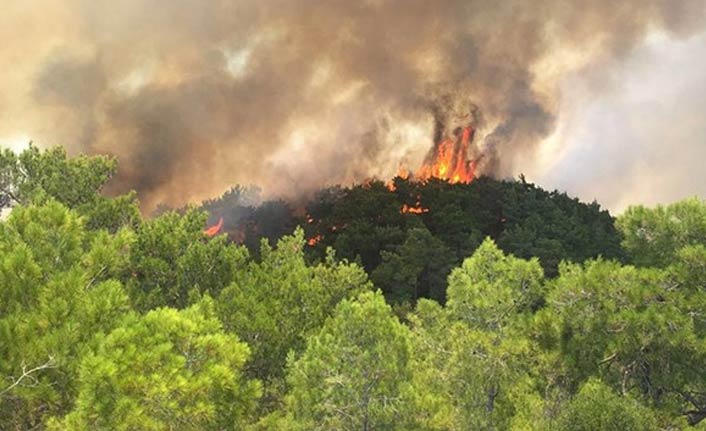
[
  {"xmin": 1, "ymin": 146, "xmax": 706, "ymax": 430},
  {"xmin": 202, "ymin": 174, "xmax": 624, "ymax": 305}
]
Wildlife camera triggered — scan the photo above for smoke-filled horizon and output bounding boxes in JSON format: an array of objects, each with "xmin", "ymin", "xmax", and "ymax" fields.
[{"xmin": 1, "ymin": 1, "xmax": 705, "ymax": 211}]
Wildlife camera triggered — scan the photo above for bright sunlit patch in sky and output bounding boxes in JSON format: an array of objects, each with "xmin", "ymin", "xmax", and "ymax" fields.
[
  {"xmin": 0, "ymin": 134, "xmax": 30, "ymax": 219},
  {"xmin": 0, "ymin": 134, "xmax": 32, "ymax": 152},
  {"xmin": 116, "ymin": 64, "xmax": 154, "ymax": 95},
  {"xmin": 225, "ymin": 48, "xmax": 252, "ymax": 79}
]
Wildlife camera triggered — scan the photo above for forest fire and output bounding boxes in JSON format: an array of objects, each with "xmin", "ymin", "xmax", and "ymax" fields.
[
  {"xmin": 416, "ymin": 125, "xmax": 477, "ymax": 184},
  {"xmin": 203, "ymin": 217, "xmax": 224, "ymax": 237},
  {"xmin": 388, "ymin": 120, "xmax": 477, "ymax": 214},
  {"xmin": 401, "ymin": 203, "xmax": 429, "ymax": 214},
  {"xmin": 307, "ymin": 234, "xmax": 323, "ymax": 246},
  {"xmin": 388, "ymin": 123, "xmax": 478, "ymax": 192}
]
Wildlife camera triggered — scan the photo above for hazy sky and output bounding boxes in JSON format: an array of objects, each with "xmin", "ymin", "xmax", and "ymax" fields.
[
  {"xmin": 0, "ymin": 1, "xmax": 705, "ymax": 213},
  {"xmin": 536, "ymin": 31, "xmax": 706, "ymax": 212}
]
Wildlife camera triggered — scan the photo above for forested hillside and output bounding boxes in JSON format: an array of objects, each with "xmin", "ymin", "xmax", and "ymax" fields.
[
  {"xmin": 2, "ymin": 146, "xmax": 706, "ymax": 430},
  {"xmin": 201, "ymin": 175, "xmax": 624, "ymax": 306}
]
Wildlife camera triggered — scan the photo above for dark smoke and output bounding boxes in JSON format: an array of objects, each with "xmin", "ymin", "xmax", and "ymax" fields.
[{"xmin": 2, "ymin": 0, "xmax": 705, "ymax": 210}]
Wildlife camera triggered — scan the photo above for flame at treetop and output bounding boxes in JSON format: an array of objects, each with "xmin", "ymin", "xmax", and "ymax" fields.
[
  {"xmin": 388, "ymin": 124, "xmax": 478, "ymax": 192},
  {"xmin": 416, "ymin": 125, "xmax": 477, "ymax": 184},
  {"xmin": 204, "ymin": 217, "xmax": 224, "ymax": 237}
]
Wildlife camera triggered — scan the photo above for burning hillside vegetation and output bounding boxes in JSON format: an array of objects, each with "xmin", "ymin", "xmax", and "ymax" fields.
[{"xmin": 4, "ymin": 1, "xmax": 704, "ymax": 211}]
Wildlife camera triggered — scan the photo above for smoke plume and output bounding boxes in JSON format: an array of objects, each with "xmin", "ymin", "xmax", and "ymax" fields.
[{"xmin": 1, "ymin": 0, "xmax": 704, "ymax": 210}]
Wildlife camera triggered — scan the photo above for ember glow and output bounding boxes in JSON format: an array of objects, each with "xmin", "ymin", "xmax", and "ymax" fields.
[
  {"xmin": 401, "ymin": 202, "xmax": 429, "ymax": 214},
  {"xmin": 307, "ymin": 234, "xmax": 323, "ymax": 246}
]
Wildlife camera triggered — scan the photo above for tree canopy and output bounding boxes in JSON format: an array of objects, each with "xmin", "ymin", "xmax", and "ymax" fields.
[
  {"xmin": 51, "ymin": 301, "xmax": 260, "ymax": 430},
  {"xmin": 1, "ymin": 145, "xmax": 706, "ymax": 429},
  {"xmin": 203, "ymin": 176, "xmax": 623, "ymax": 307}
]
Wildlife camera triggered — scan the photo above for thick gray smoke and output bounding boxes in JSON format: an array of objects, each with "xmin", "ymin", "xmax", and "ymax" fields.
[{"xmin": 1, "ymin": 0, "xmax": 705, "ymax": 210}]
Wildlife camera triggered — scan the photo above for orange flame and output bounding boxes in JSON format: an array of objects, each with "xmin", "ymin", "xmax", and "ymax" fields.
[
  {"xmin": 416, "ymin": 126, "xmax": 477, "ymax": 184},
  {"xmin": 203, "ymin": 217, "xmax": 224, "ymax": 237},
  {"xmin": 401, "ymin": 195, "xmax": 429, "ymax": 214},
  {"xmin": 401, "ymin": 203, "xmax": 429, "ymax": 214},
  {"xmin": 307, "ymin": 234, "xmax": 323, "ymax": 246}
]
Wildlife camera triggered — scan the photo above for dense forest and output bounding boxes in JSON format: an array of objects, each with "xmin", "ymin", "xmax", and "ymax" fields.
[
  {"xmin": 2, "ymin": 145, "xmax": 706, "ymax": 430},
  {"xmin": 201, "ymin": 174, "xmax": 624, "ymax": 306}
]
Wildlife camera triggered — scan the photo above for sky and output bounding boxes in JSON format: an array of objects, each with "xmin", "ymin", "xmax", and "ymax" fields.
[
  {"xmin": 536, "ymin": 31, "xmax": 706, "ymax": 212},
  {"xmin": 0, "ymin": 1, "xmax": 705, "ymax": 213}
]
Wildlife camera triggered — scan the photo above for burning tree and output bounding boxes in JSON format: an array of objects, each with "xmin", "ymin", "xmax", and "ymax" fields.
[
  {"xmin": 400, "ymin": 102, "xmax": 482, "ymax": 186},
  {"xmin": 416, "ymin": 124, "xmax": 477, "ymax": 184}
]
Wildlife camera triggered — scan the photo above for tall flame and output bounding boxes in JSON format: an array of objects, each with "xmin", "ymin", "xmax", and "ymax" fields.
[{"xmin": 416, "ymin": 126, "xmax": 476, "ymax": 184}]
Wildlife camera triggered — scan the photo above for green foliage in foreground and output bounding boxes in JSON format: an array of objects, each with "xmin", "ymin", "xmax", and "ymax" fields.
[
  {"xmin": 556, "ymin": 379, "xmax": 658, "ymax": 431},
  {"xmin": 617, "ymin": 197, "xmax": 706, "ymax": 268},
  {"xmin": 1, "ymin": 146, "xmax": 706, "ymax": 430},
  {"xmin": 217, "ymin": 229, "xmax": 371, "ymax": 410},
  {"xmin": 0, "ymin": 144, "xmax": 140, "ymax": 231},
  {"xmin": 50, "ymin": 302, "xmax": 260, "ymax": 430},
  {"xmin": 283, "ymin": 291, "xmax": 413, "ymax": 430},
  {"xmin": 0, "ymin": 202, "xmax": 132, "ymax": 429}
]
